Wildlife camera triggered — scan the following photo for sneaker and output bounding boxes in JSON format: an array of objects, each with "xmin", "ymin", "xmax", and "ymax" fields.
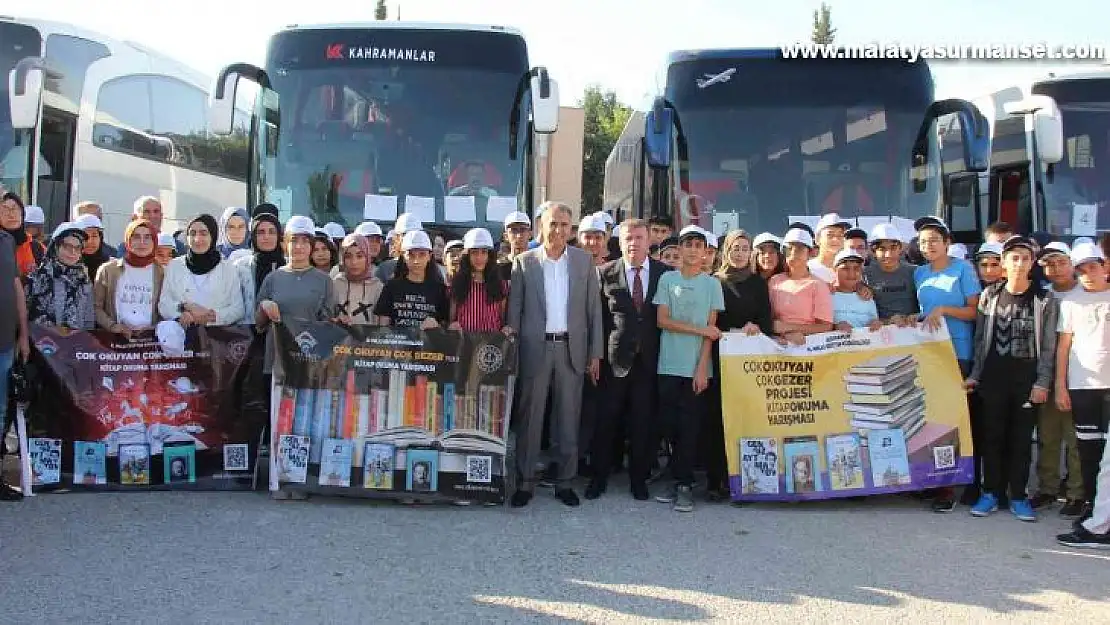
[
  {"xmin": 969, "ymin": 493, "xmax": 999, "ymax": 517},
  {"xmin": 1056, "ymin": 526, "xmax": 1110, "ymax": 550},
  {"xmin": 0, "ymin": 482, "xmax": 23, "ymax": 501},
  {"xmin": 1009, "ymin": 498, "xmax": 1037, "ymax": 522},
  {"xmin": 1030, "ymin": 493, "xmax": 1057, "ymax": 510},
  {"xmin": 673, "ymin": 485, "xmax": 694, "ymax": 512},
  {"xmin": 1060, "ymin": 499, "xmax": 1086, "ymax": 519},
  {"xmin": 931, "ymin": 496, "xmax": 956, "ymax": 513},
  {"xmin": 654, "ymin": 484, "xmax": 676, "ymax": 504}
]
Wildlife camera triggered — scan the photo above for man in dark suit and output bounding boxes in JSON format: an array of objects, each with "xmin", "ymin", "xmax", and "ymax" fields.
[{"xmin": 586, "ymin": 218, "xmax": 667, "ymax": 501}]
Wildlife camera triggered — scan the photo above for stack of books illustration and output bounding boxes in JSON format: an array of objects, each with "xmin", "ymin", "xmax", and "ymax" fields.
[{"xmin": 843, "ymin": 354, "xmax": 926, "ymax": 439}]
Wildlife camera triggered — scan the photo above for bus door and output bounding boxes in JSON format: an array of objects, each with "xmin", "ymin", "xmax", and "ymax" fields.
[{"xmin": 34, "ymin": 102, "xmax": 77, "ymax": 226}]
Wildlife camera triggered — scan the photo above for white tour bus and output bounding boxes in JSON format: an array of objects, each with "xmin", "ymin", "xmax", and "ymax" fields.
[
  {"xmin": 941, "ymin": 70, "xmax": 1110, "ymax": 242},
  {"xmin": 3, "ymin": 16, "xmax": 248, "ymax": 242},
  {"xmin": 208, "ymin": 22, "xmax": 559, "ymax": 241}
]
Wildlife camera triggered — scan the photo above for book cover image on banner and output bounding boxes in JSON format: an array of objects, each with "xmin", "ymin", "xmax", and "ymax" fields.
[
  {"xmin": 269, "ymin": 321, "xmax": 516, "ymax": 505},
  {"xmin": 20, "ymin": 324, "xmax": 261, "ymax": 493},
  {"xmin": 720, "ymin": 326, "xmax": 973, "ymax": 502}
]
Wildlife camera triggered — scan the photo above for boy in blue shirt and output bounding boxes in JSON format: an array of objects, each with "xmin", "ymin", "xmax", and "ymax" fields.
[
  {"xmin": 652, "ymin": 226, "xmax": 725, "ymax": 512},
  {"xmin": 913, "ymin": 217, "xmax": 982, "ymax": 513},
  {"xmin": 832, "ymin": 249, "xmax": 881, "ymax": 331}
]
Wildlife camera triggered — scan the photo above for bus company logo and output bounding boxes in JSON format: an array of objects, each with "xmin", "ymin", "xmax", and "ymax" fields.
[
  {"xmin": 345, "ymin": 45, "xmax": 437, "ymax": 63},
  {"xmin": 695, "ymin": 67, "xmax": 736, "ymax": 89},
  {"xmin": 294, "ymin": 331, "xmax": 318, "ymax": 355},
  {"xmin": 326, "ymin": 44, "xmax": 345, "ymax": 60},
  {"xmin": 475, "ymin": 344, "xmax": 504, "ymax": 374},
  {"xmin": 35, "ymin": 337, "xmax": 58, "ymax": 357}
]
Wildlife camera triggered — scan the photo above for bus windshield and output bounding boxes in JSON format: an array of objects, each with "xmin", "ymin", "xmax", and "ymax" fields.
[
  {"xmin": 263, "ymin": 28, "xmax": 529, "ymax": 232},
  {"xmin": 665, "ymin": 56, "xmax": 940, "ymax": 235},
  {"xmin": 1033, "ymin": 78, "xmax": 1110, "ymax": 234},
  {"xmin": 0, "ymin": 21, "xmax": 42, "ymax": 198}
]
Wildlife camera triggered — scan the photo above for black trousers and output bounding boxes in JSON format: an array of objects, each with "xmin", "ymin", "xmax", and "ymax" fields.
[
  {"xmin": 657, "ymin": 374, "xmax": 706, "ymax": 486},
  {"xmin": 700, "ymin": 377, "xmax": 728, "ymax": 490},
  {"xmin": 978, "ymin": 380, "xmax": 1037, "ymax": 500},
  {"xmin": 591, "ymin": 355, "xmax": 657, "ymax": 486},
  {"xmin": 967, "ymin": 389, "xmax": 984, "ymax": 492},
  {"xmin": 1071, "ymin": 388, "xmax": 1109, "ymax": 502}
]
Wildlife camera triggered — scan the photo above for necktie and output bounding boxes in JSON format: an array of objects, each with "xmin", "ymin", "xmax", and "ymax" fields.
[{"xmin": 632, "ymin": 266, "xmax": 644, "ymax": 311}]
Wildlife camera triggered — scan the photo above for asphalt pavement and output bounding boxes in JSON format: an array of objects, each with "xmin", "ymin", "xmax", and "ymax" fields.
[{"xmin": 2, "ymin": 480, "xmax": 1108, "ymax": 624}]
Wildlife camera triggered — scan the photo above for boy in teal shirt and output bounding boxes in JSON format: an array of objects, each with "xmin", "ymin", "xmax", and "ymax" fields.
[{"xmin": 652, "ymin": 226, "xmax": 725, "ymax": 512}]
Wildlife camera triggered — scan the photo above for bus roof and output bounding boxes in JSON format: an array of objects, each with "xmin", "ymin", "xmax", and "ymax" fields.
[
  {"xmin": 665, "ymin": 48, "xmax": 780, "ymax": 64},
  {"xmin": 279, "ymin": 21, "xmax": 524, "ymax": 37}
]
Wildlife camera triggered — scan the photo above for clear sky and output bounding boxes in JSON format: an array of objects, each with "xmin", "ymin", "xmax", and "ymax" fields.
[{"xmin": 6, "ymin": 0, "xmax": 1108, "ymax": 107}]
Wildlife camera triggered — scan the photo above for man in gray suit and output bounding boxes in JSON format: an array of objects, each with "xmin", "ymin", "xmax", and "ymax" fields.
[{"xmin": 508, "ymin": 201, "xmax": 603, "ymax": 507}]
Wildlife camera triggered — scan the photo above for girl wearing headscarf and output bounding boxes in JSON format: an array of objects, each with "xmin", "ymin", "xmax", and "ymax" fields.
[
  {"xmin": 1, "ymin": 191, "xmax": 45, "ymax": 276},
  {"xmin": 75, "ymin": 213, "xmax": 112, "ymax": 283},
  {"xmin": 24, "ymin": 222, "xmax": 95, "ymax": 329},
  {"xmin": 216, "ymin": 206, "xmax": 251, "ymax": 258},
  {"xmin": 158, "ymin": 214, "xmax": 244, "ymax": 326},
  {"xmin": 332, "ymin": 233, "xmax": 383, "ymax": 326},
  {"xmin": 703, "ymin": 229, "xmax": 773, "ymax": 500},
  {"xmin": 93, "ymin": 219, "xmax": 164, "ymax": 338},
  {"xmin": 234, "ymin": 211, "xmax": 285, "ymax": 325}
]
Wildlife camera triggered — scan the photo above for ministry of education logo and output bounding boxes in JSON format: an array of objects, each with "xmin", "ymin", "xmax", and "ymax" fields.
[
  {"xmin": 475, "ymin": 344, "xmax": 504, "ymax": 374},
  {"xmin": 294, "ymin": 331, "xmax": 318, "ymax": 355},
  {"xmin": 35, "ymin": 337, "xmax": 58, "ymax": 357}
]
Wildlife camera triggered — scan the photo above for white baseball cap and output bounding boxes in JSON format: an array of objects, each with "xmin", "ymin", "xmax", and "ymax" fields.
[
  {"xmin": 705, "ymin": 228, "xmax": 719, "ymax": 249},
  {"xmin": 463, "ymin": 228, "xmax": 494, "ymax": 250},
  {"xmin": 948, "ymin": 243, "xmax": 969, "ymax": 259},
  {"xmin": 782, "ymin": 227, "xmax": 815, "ymax": 249},
  {"xmin": 157, "ymin": 232, "xmax": 177, "ymax": 248},
  {"xmin": 974, "ymin": 241, "xmax": 1003, "ymax": 258},
  {"xmin": 50, "ymin": 221, "xmax": 86, "ymax": 242},
  {"xmin": 504, "ymin": 211, "xmax": 531, "ymax": 228},
  {"xmin": 285, "ymin": 215, "xmax": 315, "ymax": 236},
  {"xmin": 612, "ymin": 223, "xmax": 622, "ymax": 239},
  {"xmin": 1037, "ymin": 241, "xmax": 1070, "ymax": 263},
  {"xmin": 1073, "ymin": 236, "xmax": 1095, "ymax": 247},
  {"xmin": 323, "ymin": 222, "xmax": 346, "ymax": 239},
  {"xmin": 677, "ymin": 225, "xmax": 708, "ymax": 242},
  {"xmin": 595, "ymin": 211, "xmax": 615, "ymax": 227},
  {"xmin": 869, "ymin": 223, "xmax": 903, "ymax": 244},
  {"xmin": 73, "ymin": 213, "xmax": 102, "ymax": 230},
  {"xmin": 1070, "ymin": 242, "xmax": 1106, "ymax": 267},
  {"xmin": 354, "ymin": 221, "xmax": 383, "ymax": 238},
  {"xmin": 395, "ymin": 212, "xmax": 423, "ymax": 234},
  {"xmin": 833, "ymin": 249, "xmax": 865, "ymax": 267},
  {"xmin": 577, "ymin": 213, "xmax": 607, "ymax": 234},
  {"xmin": 401, "ymin": 230, "xmax": 432, "ymax": 252},
  {"xmin": 752, "ymin": 232, "xmax": 781, "ymax": 249},
  {"xmin": 815, "ymin": 213, "xmax": 853, "ymax": 233},
  {"xmin": 24, "ymin": 205, "xmax": 45, "ymax": 224},
  {"xmin": 444, "ymin": 239, "xmax": 464, "ymax": 252}
]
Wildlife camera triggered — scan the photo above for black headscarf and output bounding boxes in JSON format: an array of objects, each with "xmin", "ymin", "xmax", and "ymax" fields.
[
  {"xmin": 1, "ymin": 191, "xmax": 28, "ymax": 245},
  {"xmin": 251, "ymin": 213, "xmax": 284, "ymax": 293},
  {"xmin": 184, "ymin": 214, "xmax": 222, "ymax": 275}
]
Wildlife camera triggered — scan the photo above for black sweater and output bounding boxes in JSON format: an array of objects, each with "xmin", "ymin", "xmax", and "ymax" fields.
[{"xmin": 715, "ymin": 273, "xmax": 774, "ymax": 335}]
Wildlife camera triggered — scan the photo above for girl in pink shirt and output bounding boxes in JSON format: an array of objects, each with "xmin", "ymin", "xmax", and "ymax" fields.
[{"xmin": 768, "ymin": 228, "xmax": 834, "ymax": 345}]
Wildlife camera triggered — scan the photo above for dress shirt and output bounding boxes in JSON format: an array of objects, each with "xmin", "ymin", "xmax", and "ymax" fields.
[
  {"xmin": 625, "ymin": 259, "xmax": 650, "ymax": 299},
  {"xmin": 541, "ymin": 247, "xmax": 570, "ymax": 333}
]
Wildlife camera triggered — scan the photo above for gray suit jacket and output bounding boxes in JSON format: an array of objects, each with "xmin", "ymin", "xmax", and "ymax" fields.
[{"xmin": 508, "ymin": 245, "xmax": 603, "ymax": 376}]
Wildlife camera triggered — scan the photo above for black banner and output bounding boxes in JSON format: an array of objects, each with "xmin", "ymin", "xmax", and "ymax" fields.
[
  {"xmin": 270, "ymin": 320, "xmax": 516, "ymax": 504},
  {"xmin": 23, "ymin": 324, "xmax": 261, "ymax": 491}
]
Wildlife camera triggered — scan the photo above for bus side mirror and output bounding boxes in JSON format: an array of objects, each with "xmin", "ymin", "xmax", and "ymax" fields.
[
  {"xmin": 8, "ymin": 57, "xmax": 45, "ymax": 130},
  {"xmin": 912, "ymin": 98, "xmax": 990, "ymax": 193},
  {"xmin": 530, "ymin": 68, "xmax": 559, "ymax": 134},
  {"xmin": 209, "ymin": 72, "xmax": 239, "ymax": 136},
  {"xmin": 645, "ymin": 97, "xmax": 673, "ymax": 169},
  {"xmin": 1004, "ymin": 95, "xmax": 1063, "ymax": 165}
]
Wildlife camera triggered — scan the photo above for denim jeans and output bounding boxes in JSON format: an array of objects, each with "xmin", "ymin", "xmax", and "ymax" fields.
[{"xmin": 0, "ymin": 348, "xmax": 13, "ymax": 458}]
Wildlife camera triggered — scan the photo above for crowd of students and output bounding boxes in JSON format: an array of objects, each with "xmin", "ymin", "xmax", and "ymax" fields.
[{"xmin": 0, "ymin": 189, "xmax": 1107, "ymax": 550}]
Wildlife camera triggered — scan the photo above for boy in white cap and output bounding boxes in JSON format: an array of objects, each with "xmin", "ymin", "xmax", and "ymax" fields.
[
  {"xmin": 831, "ymin": 250, "xmax": 880, "ymax": 332},
  {"xmin": 577, "ymin": 213, "xmax": 609, "ymax": 266},
  {"xmin": 863, "ymin": 223, "xmax": 918, "ymax": 325},
  {"xmin": 498, "ymin": 210, "xmax": 533, "ymax": 281},
  {"xmin": 808, "ymin": 213, "xmax": 853, "ymax": 284},
  {"xmin": 24, "ymin": 205, "xmax": 45, "ymax": 245},
  {"xmin": 1053, "ymin": 242, "xmax": 1110, "ymax": 538},
  {"xmin": 154, "ymin": 232, "xmax": 177, "ymax": 267},
  {"xmin": 374, "ymin": 213, "xmax": 423, "ymax": 282}
]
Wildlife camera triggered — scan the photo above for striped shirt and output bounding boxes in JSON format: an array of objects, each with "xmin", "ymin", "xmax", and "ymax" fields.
[{"xmin": 450, "ymin": 279, "xmax": 508, "ymax": 333}]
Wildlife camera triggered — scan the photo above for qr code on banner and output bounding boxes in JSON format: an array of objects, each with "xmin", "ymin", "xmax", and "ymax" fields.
[
  {"xmin": 223, "ymin": 444, "xmax": 250, "ymax": 471},
  {"xmin": 933, "ymin": 445, "xmax": 956, "ymax": 470},
  {"xmin": 466, "ymin": 455, "xmax": 492, "ymax": 483}
]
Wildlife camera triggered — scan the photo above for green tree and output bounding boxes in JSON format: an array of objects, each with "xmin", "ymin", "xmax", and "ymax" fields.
[
  {"xmin": 812, "ymin": 2, "xmax": 836, "ymax": 44},
  {"xmin": 580, "ymin": 85, "xmax": 633, "ymax": 213},
  {"xmin": 375, "ymin": 0, "xmax": 388, "ymax": 20}
]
